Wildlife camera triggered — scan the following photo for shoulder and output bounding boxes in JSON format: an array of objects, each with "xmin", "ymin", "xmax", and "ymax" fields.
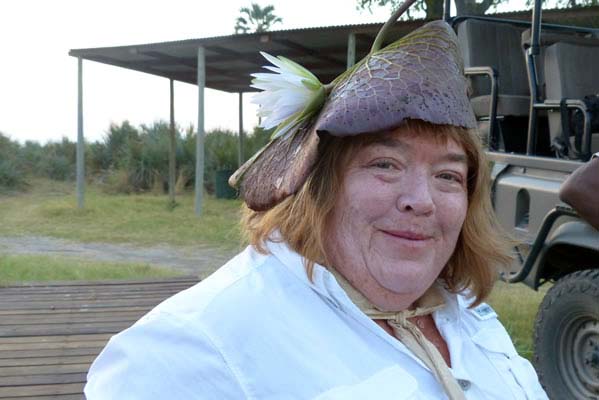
[
  {"xmin": 85, "ymin": 306, "xmax": 249, "ymax": 399},
  {"xmin": 151, "ymin": 245, "xmax": 273, "ymax": 318},
  {"xmin": 85, "ymin": 245, "xmax": 290, "ymax": 399}
]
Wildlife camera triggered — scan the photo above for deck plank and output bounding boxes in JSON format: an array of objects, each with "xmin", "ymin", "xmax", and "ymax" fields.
[{"xmin": 0, "ymin": 277, "xmax": 198, "ymax": 399}]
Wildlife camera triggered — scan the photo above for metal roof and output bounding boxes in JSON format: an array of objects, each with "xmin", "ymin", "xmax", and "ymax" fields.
[
  {"xmin": 68, "ymin": 20, "xmax": 426, "ymax": 93},
  {"xmin": 68, "ymin": 6, "xmax": 599, "ymax": 93}
]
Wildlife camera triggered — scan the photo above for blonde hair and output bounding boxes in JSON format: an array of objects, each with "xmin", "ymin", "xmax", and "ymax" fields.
[{"xmin": 241, "ymin": 119, "xmax": 512, "ymax": 305}]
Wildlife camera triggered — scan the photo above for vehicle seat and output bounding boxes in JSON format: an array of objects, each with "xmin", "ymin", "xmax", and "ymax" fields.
[
  {"xmin": 457, "ymin": 19, "xmax": 530, "ymax": 118},
  {"xmin": 543, "ymin": 40, "xmax": 599, "ymax": 156},
  {"xmin": 522, "ymin": 28, "xmax": 599, "ymax": 99}
]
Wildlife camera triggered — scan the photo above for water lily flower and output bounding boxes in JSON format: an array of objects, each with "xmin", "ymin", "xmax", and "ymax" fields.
[{"xmin": 251, "ymin": 52, "xmax": 325, "ymax": 139}]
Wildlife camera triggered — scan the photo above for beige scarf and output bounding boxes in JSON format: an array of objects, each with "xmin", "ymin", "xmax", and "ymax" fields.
[{"xmin": 330, "ymin": 269, "xmax": 466, "ymax": 400}]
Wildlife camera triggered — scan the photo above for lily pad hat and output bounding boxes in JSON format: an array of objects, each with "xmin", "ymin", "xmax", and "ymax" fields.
[{"xmin": 230, "ymin": 0, "xmax": 476, "ymax": 211}]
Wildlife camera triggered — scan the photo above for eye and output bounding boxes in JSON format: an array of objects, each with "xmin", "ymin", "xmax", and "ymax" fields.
[
  {"xmin": 437, "ymin": 172, "xmax": 464, "ymax": 185},
  {"xmin": 370, "ymin": 159, "xmax": 395, "ymax": 170}
]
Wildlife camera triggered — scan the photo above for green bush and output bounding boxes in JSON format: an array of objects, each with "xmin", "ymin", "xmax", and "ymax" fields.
[
  {"xmin": 20, "ymin": 141, "xmax": 44, "ymax": 175},
  {"xmin": 37, "ymin": 137, "xmax": 76, "ymax": 181},
  {"xmin": 0, "ymin": 121, "xmax": 274, "ymax": 194},
  {"xmin": 0, "ymin": 159, "xmax": 26, "ymax": 190},
  {"xmin": 203, "ymin": 129, "xmax": 239, "ymax": 194},
  {"xmin": 99, "ymin": 121, "xmax": 179, "ymax": 193},
  {"xmin": 244, "ymin": 126, "xmax": 272, "ymax": 159},
  {"xmin": 0, "ymin": 132, "xmax": 27, "ymax": 190},
  {"xmin": 101, "ymin": 168, "xmax": 132, "ymax": 194},
  {"xmin": 41, "ymin": 155, "xmax": 73, "ymax": 181},
  {"xmin": 105, "ymin": 121, "xmax": 139, "ymax": 169},
  {"xmin": 88, "ymin": 142, "xmax": 110, "ymax": 174},
  {"xmin": 176, "ymin": 126, "xmax": 197, "ymax": 191}
]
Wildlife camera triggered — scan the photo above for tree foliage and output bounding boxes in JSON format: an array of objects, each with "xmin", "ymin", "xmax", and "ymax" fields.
[
  {"xmin": 0, "ymin": 120, "xmax": 273, "ymax": 194},
  {"xmin": 234, "ymin": 3, "xmax": 282, "ymax": 34},
  {"xmin": 357, "ymin": 0, "xmax": 598, "ymax": 20}
]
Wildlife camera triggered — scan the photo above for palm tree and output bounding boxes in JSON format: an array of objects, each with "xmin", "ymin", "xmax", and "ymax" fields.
[{"xmin": 234, "ymin": 3, "xmax": 283, "ymax": 34}]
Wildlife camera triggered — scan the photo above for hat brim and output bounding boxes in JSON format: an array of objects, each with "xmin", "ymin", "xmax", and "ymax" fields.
[{"xmin": 230, "ymin": 121, "xmax": 320, "ymax": 211}]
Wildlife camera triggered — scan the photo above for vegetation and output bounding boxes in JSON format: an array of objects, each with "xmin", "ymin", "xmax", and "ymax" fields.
[
  {"xmin": 357, "ymin": 0, "xmax": 501, "ymax": 19},
  {"xmin": 0, "ymin": 178, "xmax": 243, "ymax": 250},
  {"xmin": 0, "ymin": 132, "xmax": 28, "ymax": 191},
  {"xmin": 0, "ymin": 254, "xmax": 180, "ymax": 286},
  {"xmin": 357, "ymin": 0, "xmax": 599, "ymax": 20},
  {"xmin": 234, "ymin": 3, "xmax": 283, "ymax": 34},
  {"xmin": 0, "ymin": 123, "xmax": 271, "ymax": 196},
  {"xmin": 488, "ymin": 281, "xmax": 548, "ymax": 360}
]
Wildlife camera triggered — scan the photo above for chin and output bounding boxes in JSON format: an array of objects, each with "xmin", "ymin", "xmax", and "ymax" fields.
[{"xmin": 369, "ymin": 261, "xmax": 439, "ymax": 295}]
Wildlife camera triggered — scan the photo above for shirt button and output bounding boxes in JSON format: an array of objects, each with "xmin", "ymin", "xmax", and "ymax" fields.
[{"xmin": 457, "ymin": 379, "xmax": 471, "ymax": 391}]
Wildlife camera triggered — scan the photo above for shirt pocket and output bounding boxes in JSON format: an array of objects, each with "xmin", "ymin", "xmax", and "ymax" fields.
[
  {"xmin": 471, "ymin": 328, "xmax": 547, "ymax": 400},
  {"xmin": 313, "ymin": 365, "xmax": 419, "ymax": 400}
]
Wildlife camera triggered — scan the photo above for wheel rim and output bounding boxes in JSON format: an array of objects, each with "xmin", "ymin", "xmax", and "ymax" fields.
[{"xmin": 559, "ymin": 317, "xmax": 599, "ymax": 397}]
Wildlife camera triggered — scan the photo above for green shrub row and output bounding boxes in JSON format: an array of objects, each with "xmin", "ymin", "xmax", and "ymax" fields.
[{"xmin": 0, "ymin": 122, "xmax": 271, "ymax": 194}]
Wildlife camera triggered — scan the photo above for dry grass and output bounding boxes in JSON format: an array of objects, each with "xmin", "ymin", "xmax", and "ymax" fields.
[
  {"xmin": 0, "ymin": 254, "xmax": 181, "ymax": 286},
  {"xmin": 0, "ymin": 178, "xmax": 243, "ymax": 251},
  {"xmin": 488, "ymin": 280, "xmax": 549, "ymax": 360}
]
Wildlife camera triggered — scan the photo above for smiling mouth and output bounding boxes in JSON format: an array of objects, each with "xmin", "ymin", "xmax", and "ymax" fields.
[{"xmin": 380, "ymin": 230, "xmax": 433, "ymax": 242}]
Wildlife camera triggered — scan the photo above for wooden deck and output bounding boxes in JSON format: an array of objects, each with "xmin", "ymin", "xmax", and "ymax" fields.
[{"xmin": 0, "ymin": 277, "xmax": 199, "ymax": 399}]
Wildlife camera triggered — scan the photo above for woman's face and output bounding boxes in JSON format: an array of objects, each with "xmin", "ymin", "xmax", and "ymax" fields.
[{"xmin": 325, "ymin": 128, "xmax": 469, "ymax": 311}]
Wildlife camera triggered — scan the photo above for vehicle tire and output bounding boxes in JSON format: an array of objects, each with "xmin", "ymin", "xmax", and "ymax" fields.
[{"xmin": 534, "ymin": 269, "xmax": 599, "ymax": 400}]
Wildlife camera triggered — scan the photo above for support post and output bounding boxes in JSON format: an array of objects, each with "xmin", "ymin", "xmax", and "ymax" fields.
[
  {"xmin": 347, "ymin": 33, "xmax": 356, "ymax": 69},
  {"xmin": 238, "ymin": 92, "xmax": 244, "ymax": 166},
  {"xmin": 526, "ymin": 0, "xmax": 544, "ymax": 155},
  {"xmin": 195, "ymin": 47, "xmax": 206, "ymax": 215},
  {"xmin": 443, "ymin": 0, "xmax": 451, "ymax": 21},
  {"xmin": 76, "ymin": 57, "xmax": 85, "ymax": 209},
  {"xmin": 168, "ymin": 79, "xmax": 176, "ymax": 207}
]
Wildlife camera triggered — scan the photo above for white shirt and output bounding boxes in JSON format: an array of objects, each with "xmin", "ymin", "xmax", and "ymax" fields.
[{"xmin": 85, "ymin": 241, "xmax": 548, "ymax": 399}]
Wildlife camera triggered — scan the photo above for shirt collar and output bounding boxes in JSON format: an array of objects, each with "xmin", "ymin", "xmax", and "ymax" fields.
[
  {"xmin": 264, "ymin": 239, "xmax": 335, "ymax": 300},
  {"xmin": 264, "ymin": 238, "xmax": 461, "ymax": 320}
]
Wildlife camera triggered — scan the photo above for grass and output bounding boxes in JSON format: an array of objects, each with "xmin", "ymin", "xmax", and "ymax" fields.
[
  {"xmin": 0, "ymin": 178, "xmax": 244, "ymax": 250},
  {"xmin": 488, "ymin": 280, "xmax": 548, "ymax": 360},
  {"xmin": 0, "ymin": 254, "xmax": 182, "ymax": 286}
]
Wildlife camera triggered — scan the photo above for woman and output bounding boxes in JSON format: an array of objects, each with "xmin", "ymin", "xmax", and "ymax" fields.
[{"xmin": 85, "ymin": 5, "xmax": 547, "ymax": 399}]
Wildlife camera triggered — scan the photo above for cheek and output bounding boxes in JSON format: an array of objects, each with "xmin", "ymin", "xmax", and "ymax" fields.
[
  {"xmin": 342, "ymin": 174, "xmax": 397, "ymax": 219},
  {"xmin": 437, "ymin": 194, "xmax": 468, "ymax": 241}
]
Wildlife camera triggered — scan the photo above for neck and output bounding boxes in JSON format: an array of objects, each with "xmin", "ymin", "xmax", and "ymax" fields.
[{"xmin": 328, "ymin": 267, "xmax": 444, "ymax": 316}]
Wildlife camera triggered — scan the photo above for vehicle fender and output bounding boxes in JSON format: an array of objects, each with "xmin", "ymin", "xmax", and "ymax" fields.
[{"xmin": 529, "ymin": 220, "xmax": 599, "ymax": 287}]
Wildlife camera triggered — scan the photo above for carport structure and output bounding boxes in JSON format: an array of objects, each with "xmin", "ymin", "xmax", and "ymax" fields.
[
  {"xmin": 70, "ymin": 7, "xmax": 588, "ymax": 215},
  {"xmin": 68, "ymin": 19, "xmax": 426, "ymax": 215}
]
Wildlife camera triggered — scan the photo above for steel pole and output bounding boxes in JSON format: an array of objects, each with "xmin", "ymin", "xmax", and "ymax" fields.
[
  {"xmin": 238, "ymin": 92, "xmax": 244, "ymax": 166},
  {"xmin": 347, "ymin": 33, "xmax": 356, "ymax": 69},
  {"xmin": 195, "ymin": 47, "xmax": 205, "ymax": 215},
  {"xmin": 76, "ymin": 57, "xmax": 85, "ymax": 209},
  {"xmin": 169, "ymin": 79, "xmax": 176, "ymax": 206}
]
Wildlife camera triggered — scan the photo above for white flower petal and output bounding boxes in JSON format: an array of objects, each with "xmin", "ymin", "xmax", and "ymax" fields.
[
  {"xmin": 251, "ymin": 52, "xmax": 324, "ymax": 136},
  {"xmin": 263, "ymin": 66, "xmax": 283, "ymax": 74},
  {"xmin": 260, "ymin": 52, "xmax": 287, "ymax": 71},
  {"xmin": 252, "ymin": 72, "xmax": 305, "ymax": 87}
]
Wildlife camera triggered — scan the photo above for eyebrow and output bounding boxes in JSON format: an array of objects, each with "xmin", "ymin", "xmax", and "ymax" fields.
[
  {"xmin": 368, "ymin": 137, "xmax": 468, "ymax": 164},
  {"xmin": 440, "ymin": 153, "xmax": 468, "ymax": 164},
  {"xmin": 368, "ymin": 137, "xmax": 409, "ymax": 150}
]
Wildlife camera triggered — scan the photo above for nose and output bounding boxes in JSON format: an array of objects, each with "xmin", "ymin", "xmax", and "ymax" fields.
[{"xmin": 396, "ymin": 172, "xmax": 435, "ymax": 216}]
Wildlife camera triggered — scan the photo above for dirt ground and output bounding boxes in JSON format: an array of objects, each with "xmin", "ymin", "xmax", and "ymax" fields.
[{"xmin": 0, "ymin": 235, "xmax": 239, "ymax": 279}]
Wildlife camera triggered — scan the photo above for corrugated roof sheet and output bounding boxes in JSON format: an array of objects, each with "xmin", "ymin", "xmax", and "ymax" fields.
[{"xmin": 69, "ymin": 6, "xmax": 599, "ymax": 93}]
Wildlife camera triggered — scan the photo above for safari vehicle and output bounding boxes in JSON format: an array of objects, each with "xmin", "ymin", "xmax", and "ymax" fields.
[{"xmin": 444, "ymin": 0, "xmax": 599, "ymax": 398}]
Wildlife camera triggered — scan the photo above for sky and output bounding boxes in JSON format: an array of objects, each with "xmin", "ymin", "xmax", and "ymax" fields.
[{"xmin": 1, "ymin": 0, "xmax": 527, "ymax": 144}]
